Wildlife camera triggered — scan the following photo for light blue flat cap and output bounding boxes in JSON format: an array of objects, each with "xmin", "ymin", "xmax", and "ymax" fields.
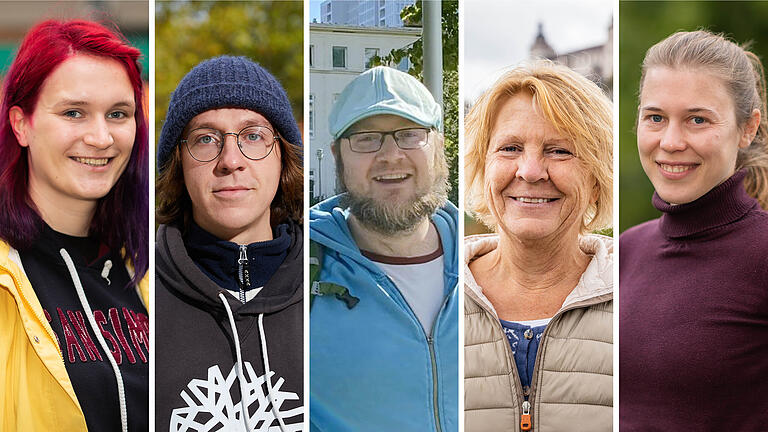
[{"xmin": 329, "ymin": 66, "xmax": 442, "ymax": 140}]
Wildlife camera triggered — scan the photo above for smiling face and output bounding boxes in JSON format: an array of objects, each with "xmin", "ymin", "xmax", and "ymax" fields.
[
  {"xmin": 336, "ymin": 114, "xmax": 447, "ymax": 233},
  {"xmin": 11, "ymin": 54, "xmax": 136, "ymax": 212},
  {"xmin": 486, "ymin": 92, "xmax": 595, "ymax": 241},
  {"xmin": 638, "ymin": 67, "xmax": 755, "ymax": 204},
  {"xmin": 339, "ymin": 114, "xmax": 434, "ymax": 203},
  {"xmin": 181, "ymin": 108, "xmax": 281, "ymax": 243}
]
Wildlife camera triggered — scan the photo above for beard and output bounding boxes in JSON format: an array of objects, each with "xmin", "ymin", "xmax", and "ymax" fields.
[{"xmin": 339, "ymin": 154, "xmax": 449, "ymax": 235}]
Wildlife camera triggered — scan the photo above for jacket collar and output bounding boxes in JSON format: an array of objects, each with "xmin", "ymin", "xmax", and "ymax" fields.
[
  {"xmin": 309, "ymin": 194, "xmax": 459, "ymax": 278},
  {"xmin": 464, "ymin": 233, "xmax": 613, "ymax": 318}
]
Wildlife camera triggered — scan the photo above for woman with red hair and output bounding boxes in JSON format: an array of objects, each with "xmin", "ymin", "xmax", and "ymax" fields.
[{"xmin": 0, "ymin": 20, "xmax": 148, "ymax": 431}]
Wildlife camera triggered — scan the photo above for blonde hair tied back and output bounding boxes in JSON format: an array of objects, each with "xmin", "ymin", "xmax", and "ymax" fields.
[{"xmin": 640, "ymin": 30, "xmax": 768, "ymax": 209}]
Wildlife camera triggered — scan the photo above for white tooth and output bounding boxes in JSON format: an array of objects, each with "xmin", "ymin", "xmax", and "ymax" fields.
[
  {"xmin": 517, "ymin": 197, "xmax": 552, "ymax": 203},
  {"xmin": 74, "ymin": 157, "xmax": 108, "ymax": 166},
  {"xmin": 377, "ymin": 174, "xmax": 407, "ymax": 180},
  {"xmin": 661, "ymin": 164, "xmax": 691, "ymax": 173}
]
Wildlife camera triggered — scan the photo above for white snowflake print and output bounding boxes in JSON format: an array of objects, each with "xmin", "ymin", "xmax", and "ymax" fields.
[{"xmin": 170, "ymin": 362, "xmax": 302, "ymax": 432}]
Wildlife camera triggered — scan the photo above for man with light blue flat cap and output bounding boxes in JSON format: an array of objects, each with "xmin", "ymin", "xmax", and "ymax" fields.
[{"xmin": 309, "ymin": 66, "xmax": 459, "ymax": 432}]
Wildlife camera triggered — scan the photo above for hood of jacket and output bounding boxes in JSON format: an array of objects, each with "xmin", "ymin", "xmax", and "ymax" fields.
[
  {"xmin": 464, "ymin": 233, "xmax": 613, "ymax": 317},
  {"xmin": 309, "ymin": 195, "xmax": 460, "ymax": 432},
  {"xmin": 309, "ymin": 194, "xmax": 459, "ymax": 277},
  {"xmin": 156, "ymin": 219, "xmax": 303, "ymax": 317}
]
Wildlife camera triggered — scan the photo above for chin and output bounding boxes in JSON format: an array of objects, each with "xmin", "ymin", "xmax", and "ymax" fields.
[
  {"xmin": 654, "ymin": 187, "xmax": 696, "ymax": 205},
  {"xmin": 502, "ymin": 221, "xmax": 554, "ymax": 241},
  {"xmin": 73, "ymin": 188, "xmax": 115, "ymax": 201},
  {"xmin": 213, "ymin": 210, "xmax": 270, "ymax": 232}
]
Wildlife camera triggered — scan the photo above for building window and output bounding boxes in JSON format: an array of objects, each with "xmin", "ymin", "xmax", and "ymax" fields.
[
  {"xmin": 364, "ymin": 48, "xmax": 379, "ymax": 69},
  {"xmin": 309, "ymin": 45, "xmax": 315, "ymax": 67},
  {"xmin": 332, "ymin": 46, "xmax": 347, "ymax": 68},
  {"xmin": 309, "ymin": 94, "xmax": 315, "ymax": 137}
]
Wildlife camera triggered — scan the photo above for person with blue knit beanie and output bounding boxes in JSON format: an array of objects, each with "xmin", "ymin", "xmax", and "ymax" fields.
[{"xmin": 155, "ymin": 55, "xmax": 304, "ymax": 431}]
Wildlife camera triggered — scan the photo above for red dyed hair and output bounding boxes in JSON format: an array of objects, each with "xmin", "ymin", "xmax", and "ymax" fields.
[{"xmin": 0, "ymin": 19, "xmax": 148, "ymax": 281}]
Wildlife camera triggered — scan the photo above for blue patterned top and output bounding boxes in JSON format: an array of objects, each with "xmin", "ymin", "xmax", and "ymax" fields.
[{"xmin": 500, "ymin": 319, "xmax": 549, "ymax": 391}]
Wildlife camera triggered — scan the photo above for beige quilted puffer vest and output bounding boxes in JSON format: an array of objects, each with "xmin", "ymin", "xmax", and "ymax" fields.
[{"xmin": 464, "ymin": 234, "xmax": 613, "ymax": 432}]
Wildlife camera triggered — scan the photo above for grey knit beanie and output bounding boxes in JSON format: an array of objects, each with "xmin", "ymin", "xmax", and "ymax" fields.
[{"xmin": 157, "ymin": 56, "xmax": 301, "ymax": 171}]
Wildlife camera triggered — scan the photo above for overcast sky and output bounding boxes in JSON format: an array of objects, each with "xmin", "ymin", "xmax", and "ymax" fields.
[
  {"xmin": 310, "ymin": 0, "xmax": 320, "ymax": 22},
  {"xmin": 464, "ymin": 0, "xmax": 612, "ymax": 103}
]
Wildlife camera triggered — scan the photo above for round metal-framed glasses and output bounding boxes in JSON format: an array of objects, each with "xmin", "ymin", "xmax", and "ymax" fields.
[{"xmin": 181, "ymin": 125, "xmax": 279, "ymax": 162}]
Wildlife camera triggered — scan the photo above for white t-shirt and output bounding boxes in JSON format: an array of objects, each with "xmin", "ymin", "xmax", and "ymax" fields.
[{"xmin": 363, "ymin": 242, "xmax": 445, "ymax": 336}]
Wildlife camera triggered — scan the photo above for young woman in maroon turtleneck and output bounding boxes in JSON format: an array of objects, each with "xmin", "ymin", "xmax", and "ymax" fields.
[{"xmin": 620, "ymin": 30, "xmax": 768, "ymax": 431}]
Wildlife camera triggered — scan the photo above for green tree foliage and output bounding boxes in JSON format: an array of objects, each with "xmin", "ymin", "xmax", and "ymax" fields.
[
  {"xmin": 155, "ymin": 1, "xmax": 303, "ymax": 146},
  {"xmin": 372, "ymin": 0, "xmax": 459, "ymax": 205},
  {"xmin": 619, "ymin": 1, "xmax": 768, "ymax": 232}
]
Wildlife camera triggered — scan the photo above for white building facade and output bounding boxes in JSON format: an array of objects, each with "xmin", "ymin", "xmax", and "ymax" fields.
[{"xmin": 310, "ymin": 23, "xmax": 420, "ymax": 201}]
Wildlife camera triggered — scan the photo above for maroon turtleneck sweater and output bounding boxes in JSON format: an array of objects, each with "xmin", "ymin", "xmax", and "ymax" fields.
[{"xmin": 620, "ymin": 170, "xmax": 768, "ymax": 431}]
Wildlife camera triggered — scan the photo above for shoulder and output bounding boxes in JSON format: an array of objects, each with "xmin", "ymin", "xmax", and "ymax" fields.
[{"xmin": 619, "ymin": 218, "xmax": 661, "ymax": 253}]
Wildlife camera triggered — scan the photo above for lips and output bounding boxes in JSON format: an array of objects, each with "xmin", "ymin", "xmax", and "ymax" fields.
[
  {"xmin": 658, "ymin": 162, "xmax": 697, "ymax": 174},
  {"xmin": 213, "ymin": 186, "xmax": 250, "ymax": 193},
  {"xmin": 656, "ymin": 161, "xmax": 699, "ymax": 180},
  {"xmin": 71, "ymin": 156, "xmax": 110, "ymax": 167},
  {"xmin": 513, "ymin": 197, "xmax": 558, "ymax": 203},
  {"xmin": 373, "ymin": 173, "xmax": 411, "ymax": 183}
]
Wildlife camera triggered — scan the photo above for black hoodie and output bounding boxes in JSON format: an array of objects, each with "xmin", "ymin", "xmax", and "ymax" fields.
[{"xmin": 155, "ymin": 222, "xmax": 303, "ymax": 432}]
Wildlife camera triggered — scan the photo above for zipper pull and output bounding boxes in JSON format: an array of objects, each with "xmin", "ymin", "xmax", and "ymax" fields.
[
  {"xmin": 237, "ymin": 245, "xmax": 250, "ymax": 303},
  {"xmin": 521, "ymin": 400, "xmax": 532, "ymax": 431}
]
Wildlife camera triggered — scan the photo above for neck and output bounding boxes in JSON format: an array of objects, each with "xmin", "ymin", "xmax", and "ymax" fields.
[
  {"xmin": 195, "ymin": 214, "xmax": 274, "ymax": 245},
  {"xmin": 348, "ymin": 215, "xmax": 438, "ymax": 257},
  {"xmin": 490, "ymin": 230, "xmax": 588, "ymax": 293},
  {"xmin": 29, "ymin": 182, "xmax": 95, "ymax": 237}
]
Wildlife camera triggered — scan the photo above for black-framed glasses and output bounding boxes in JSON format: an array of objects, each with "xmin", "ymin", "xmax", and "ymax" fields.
[
  {"xmin": 181, "ymin": 125, "xmax": 279, "ymax": 162},
  {"xmin": 343, "ymin": 127, "xmax": 431, "ymax": 153}
]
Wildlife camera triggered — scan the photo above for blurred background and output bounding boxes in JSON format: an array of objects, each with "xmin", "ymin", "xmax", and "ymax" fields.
[
  {"xmin": 0, "ymin": 1, "xmax": 148, "ymax": 108},
  {"xmin": 619, "ymin": 1, "xmax": 768, "ymax": 232},
  {"xmin": 464, "ymin": 0, "xmax": 613, "ymax": 235},
  {"xmin": 309, "ymin": 0, "xmax": 458, "ymax": 207},
  {"xmin": 155, "ymin": 0, "xmax": 303, "ymax": 152}
]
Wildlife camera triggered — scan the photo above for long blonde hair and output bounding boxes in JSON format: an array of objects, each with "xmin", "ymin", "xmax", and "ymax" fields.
[{"xmin": 640, "ymin": 30, "xmax": 768, "ymax": 209}]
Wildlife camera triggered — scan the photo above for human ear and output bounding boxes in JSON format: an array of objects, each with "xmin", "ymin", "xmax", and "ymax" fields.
[
  {"xmin": 331, "ymin": 141, "xmax": 340, "ymax": 164},
  {"xmin": 9, "ymin": 106, "xmax": 29, "ymax": 147},
  {"xmin": 740, "ymin": 108, "xmax": 761, "ymax": 149}
]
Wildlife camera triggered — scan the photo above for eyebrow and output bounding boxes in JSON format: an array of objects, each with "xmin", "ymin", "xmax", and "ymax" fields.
[
  {"xmin": 53, "ymin": 99, "xmax": 136, "ymax": 109},
  {"xmin": 490, "ymin": 133, "xmax": 523, "ymax": 144},
  {"xmin": 640, "ymin": 105, "xmax": 718, "ymax": 116}
]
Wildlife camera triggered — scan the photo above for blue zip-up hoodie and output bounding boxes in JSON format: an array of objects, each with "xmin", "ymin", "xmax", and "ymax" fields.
[{"xmin": 309, "ymin": 195, "xmax": 459, "ymax": 432}]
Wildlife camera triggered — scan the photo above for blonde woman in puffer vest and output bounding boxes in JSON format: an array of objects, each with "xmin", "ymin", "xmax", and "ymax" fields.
[{"xmin": 464, "ymin": 60, "xmax": 613, "ymax": 432}]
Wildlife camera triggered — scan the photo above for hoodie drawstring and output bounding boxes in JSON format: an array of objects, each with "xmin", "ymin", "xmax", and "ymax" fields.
[
  {"xmin": 259, "ymin": 313, "xmax": 289, "ymax": 431},
  {"xmin": 218, "ymin": 292, "xmax": 253, "ymax": 431},
  {"xmin": 60, "ymin": 249, "xmax": 128, "ymax": 432},
  {"xmin": 218, "ymin": 292, "xmax": 288, "ymax": 432}
]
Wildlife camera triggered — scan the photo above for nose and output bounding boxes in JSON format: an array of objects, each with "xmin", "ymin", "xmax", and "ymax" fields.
[
  {"xmin": 375, "ymin": 134, "xmax": 406, "ymax": 162},
  {"xmin": 659, "ymin": 121, "xmax": 687, "ymax": 152},
  {"xmin": 516, "ymin": 152, "xmax": 549, "ymax": 183},
  {"xmin": 215, "ymin": 134, "xmax": 247, "ymax": 172},
  {"xmin": 83, "ymin": 118, "xmax": 114, "ymax": 149}
]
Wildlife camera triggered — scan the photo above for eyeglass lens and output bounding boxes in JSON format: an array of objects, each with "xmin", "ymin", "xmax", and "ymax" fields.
[
  {"xmin": 185, "ymin": 126, "xmax": 275, "ymax": 161},
  {"xmin": 348, "ymin": 128, "xmax": 428, "ymax": 153}
]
